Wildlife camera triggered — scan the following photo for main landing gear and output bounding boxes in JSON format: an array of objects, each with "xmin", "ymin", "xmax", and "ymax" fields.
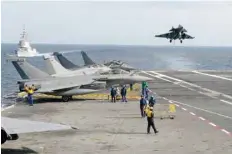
[{"xmin": 62, "ymin": 96, "xmax": 73, "ymax": 102}]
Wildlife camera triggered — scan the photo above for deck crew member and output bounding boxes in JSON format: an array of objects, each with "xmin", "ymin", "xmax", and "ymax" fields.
[
  {"xmin": 110, "ymin": 87, "xmax": 116, "ymax": 103},
  {"xmin": 139, "ymin": 95, "xmax": 146, "ymax": 117},
  {"xmin": 149, "ymin": 96, "xmax": 156, "ymax": 107},
  {"xmin": 142, "ymin": 85, "xmax": 150, "ymax": 100},
  {"xmin": 146, "ymin": 107, "xmax": 159, "ymax": 134},
  {"xmin": 24, "ymin": 85, "xmax": 35, "ymax": 106},
  {"xmin": 130, "ymin": 83, "xmax": 133, "ymax": 91},
  {"xmin": 121, "ymin": 85, "xmax": 127, "ymax": 102}
]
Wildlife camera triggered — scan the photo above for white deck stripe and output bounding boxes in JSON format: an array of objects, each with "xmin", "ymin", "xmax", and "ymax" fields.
[
  {"xmin": 182, "ymin": 108, "xmax": 187, "ymax": 111},
  {"xmin": 192, "ymin": 70, "xmax": 232, "ymax": 81},
  {"xmin": 220, "ymin": 99, "xmax": 232, "ymax": 105},
  {"xmin": 209, "ymin": 122, "xmax": 217, "ymax": 127},
  {"xmin": 221, "ymin": 129, "xmax": 231, "ymax": 135},
  {"xmin": 190, "ymin": 112, "xmax": 196, "ymax": 116},
  {"xmin": 199, "ymin": 117, "xmax": 206, "ymax": 121},
  {"xmin": 169, "ymin": 100, "xmax": 232, "ymax": 120},
  {"xmin": 1, "ymin": 105, "xmax": 15, "ymax": 111},
  {"xmin": 144, "ymin": 71, "xmax": 232, "ymax": 104}
]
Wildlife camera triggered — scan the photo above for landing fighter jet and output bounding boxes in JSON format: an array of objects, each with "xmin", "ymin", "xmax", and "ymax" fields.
[{"xmin": 155, "ymin": 25, "xmax": 194, "ymax": 43}]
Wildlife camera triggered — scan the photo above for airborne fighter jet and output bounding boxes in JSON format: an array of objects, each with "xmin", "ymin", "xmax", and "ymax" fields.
[{"xmin": 155, "ymin": 24, "xmax": 194, "ymax": 43}]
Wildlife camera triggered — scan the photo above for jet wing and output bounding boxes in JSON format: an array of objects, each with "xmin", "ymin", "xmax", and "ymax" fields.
[
  {"xmin": 155, "ymin": 32, "xmax": 172, "ymax": 39},
  {"xmin": 1, "ymin": 117, "xmax": 72, "ymax": 135},
  {"xmin": 182, "ymin": 33, "xmax": 194, "ymax": 39},
  {"xmin": 26, "ymin": 76, "xmax": 95, "ymax": 93}
]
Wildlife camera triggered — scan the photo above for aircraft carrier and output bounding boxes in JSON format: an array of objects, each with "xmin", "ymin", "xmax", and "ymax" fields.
[{"xmin": 1, "ymin": 70, "xmax": 232, "ymax": 154}]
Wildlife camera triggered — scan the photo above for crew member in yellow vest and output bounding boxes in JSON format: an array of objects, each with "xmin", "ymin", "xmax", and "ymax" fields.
[
  {"xmin": 24, "ymin": 85, "xmax": 35, "ymax": 106},
  {"xmin": 144, "ymin": 103, "xmax": 150, "ymax": 116},
  {"xmin": 146, "ymin": 107, "xmax": 158, "ymax": 134}
]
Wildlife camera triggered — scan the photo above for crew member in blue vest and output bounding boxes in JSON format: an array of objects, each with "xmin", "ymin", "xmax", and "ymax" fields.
[
  {"xmin": 110, "ymin": 87, "xmax": 116, "ymax": 103},
  {"xmin": 121, "ymin": 85, "xmax": 127, "ymax": 102},
  {"xmin": 149, "ymin": 96, "xmax": 156, "ymax": 107},
  {"xmin": 139, "ymin": 95, "xmax": 146, "ymax": 117}
]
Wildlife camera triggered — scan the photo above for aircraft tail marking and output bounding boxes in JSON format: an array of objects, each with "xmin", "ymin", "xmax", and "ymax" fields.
[
  {"xmin": 54, "ymin": 52, "xmax": 79, "ymax": 69},
  {"xmin": 11, "ymin": 59, "xmax": 51, "ymax": 79},
  {"xmin": 44, "ymin": 55, "xmax": 71, "ymax": 75},
  {"xmin": 81, "ymin": 51, "xmax": 96, "ymax": 66}
]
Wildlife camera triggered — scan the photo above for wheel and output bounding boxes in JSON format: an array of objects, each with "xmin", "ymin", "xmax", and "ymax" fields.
[
  {"xmin": 10, "ymin": 134, "xmax": 19, "ymax": 140},
  {"xmin": 170, "ymin": 39, "xmax": 172, "ymax": 43},
  {"xmin": 180, "ymin": 40, "xmax": 183, "ymax": 43},
  {"xmin": 1, "ymin": 129, "xmax": 7, "ymax": 144},
  {"xmin": 62, "ymin": 96, "xmax": 70, "ymax": 102}
]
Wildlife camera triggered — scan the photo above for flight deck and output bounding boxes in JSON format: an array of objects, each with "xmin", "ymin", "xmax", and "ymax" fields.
[{"xmin": 1, "ymin": 70, "xmax": 232, "ymax": 154}]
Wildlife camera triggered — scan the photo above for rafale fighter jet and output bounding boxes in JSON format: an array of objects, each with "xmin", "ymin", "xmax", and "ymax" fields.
[{"xmin": 155, "ymin": 25, "xmax": 194, "ymax": 43}]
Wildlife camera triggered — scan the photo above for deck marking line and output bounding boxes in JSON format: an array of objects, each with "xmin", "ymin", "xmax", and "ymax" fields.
[
  {"xmin": 209, "ymin": 122, "xmax": 217, "ymax": 127},
  {"xmin": 182, "ymin": 107, "xmax": 187, "ymax": 111},
  {"xmin": 192, "ymin": 70, "xmax": 232, "ymax": 81},
  {"xmin": 199, "ymin": 117, "xmax": 206, "ymax": 121},
  {"xmin": 145, "ymin": 71, "xmax": 232, "ymax": 101},
  {"xmin": 221, "ymin": 129, "xmax": 231, "ymax": 135},
  {"xmin": 220, "ymin": 99, "xmax": 232, "ymax": 105},
  {"xmin": 157, "ymin": 95, "xmax": 232, "ymax": 137},
  {"xmin": 190, "ymin": 112, "xmax": 196, "ymax": 116}
]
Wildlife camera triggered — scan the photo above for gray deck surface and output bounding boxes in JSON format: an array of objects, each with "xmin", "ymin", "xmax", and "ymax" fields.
[{"xmin": 1, "ymin": 70, "xmax": 232, "ymax": 154}]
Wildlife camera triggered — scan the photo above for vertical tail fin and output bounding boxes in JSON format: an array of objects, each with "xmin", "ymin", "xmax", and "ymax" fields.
[
  {"xmin": 53, "ymin": 52, "xmax": 79, "ymax": 69},
  {"xmin": 81, "ymin": 51, "xmax": 96, "ymax": 66},
  {"xmin": 11, "ymin": 59, "xmax": 51, "ymax": 79},
  {"xmin": 43, "ymin": 55, "xmax": 71, "ymax": 75}
]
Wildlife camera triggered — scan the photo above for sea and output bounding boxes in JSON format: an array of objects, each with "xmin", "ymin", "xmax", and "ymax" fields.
[{"xmin": 1, "ymin": 43, "xmax": 232, "ymax": 109}]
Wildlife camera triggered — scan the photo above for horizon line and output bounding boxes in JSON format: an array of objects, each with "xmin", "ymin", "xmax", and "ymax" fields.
[{"xmin": 1, "ymin": 42, "xmax": 232, "ymax": 48}]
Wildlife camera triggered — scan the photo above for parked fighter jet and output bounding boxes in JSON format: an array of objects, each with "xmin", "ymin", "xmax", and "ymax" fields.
[
  {"xmin": 11, "ymin": 58, "xmax": 153, "ymax": 102},
  {"xmin": 1, "ymin": 117, "xmax": 72, "ymax": 144},
  {"xmin": 43, "ymin": 54, "xmax": 112, "ymax": 77},
  {"xmin": 53, "ymin": 51, "xmax": 137, "ymax": 72},
  {"xmin": 10, "ymin": 58, "xmax": 106, "ymax": 101},
  {"xmin": 80, "ymin": 51, "xmax": 137, "ymax": 72},
  {"xmin": 44, "ymin": 54, "xmax": 152, "ymax": 89},
  {"xmin": 155, "ymin": 24, "xmax": 194, "ymax": 43}
]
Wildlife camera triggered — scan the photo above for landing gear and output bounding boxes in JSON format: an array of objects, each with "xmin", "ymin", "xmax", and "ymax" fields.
[
  {"xmin": 1, "ymin": 129, "xmax": 7, "ymax": 144},
  {"xmin": 1, "ymin": 128, "xmax": 19, "ymax": 144},
  {"xmin": 170, "ymin": 39, "xmax": 172, "ymax": 43},
  {"xmin": 62, "ymin": 96, "xmax": 72, "ymax": 102},
  {"xmin": 180, "ymin": 40, "xmax": 183, "ymax": 43}
]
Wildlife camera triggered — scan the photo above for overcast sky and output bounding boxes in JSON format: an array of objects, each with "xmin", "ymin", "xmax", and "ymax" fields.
[{"xmin": 1, "ymin": 1, "xmax": 232, "ymax": 46}]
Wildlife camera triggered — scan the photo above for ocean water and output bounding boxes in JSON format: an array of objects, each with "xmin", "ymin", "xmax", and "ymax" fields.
[{"xmin": 1, "ymin": 43, "xmax": 232, "ymax": 107}]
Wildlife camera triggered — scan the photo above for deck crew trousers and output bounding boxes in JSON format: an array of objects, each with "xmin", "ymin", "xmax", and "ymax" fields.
[
  {"xmin": 140, "ymin": 104, "xmax": 145, "ymax": 117},
  {"xmin": 147, "ymin": 118, "xmax": 157, "ymax": 133}
]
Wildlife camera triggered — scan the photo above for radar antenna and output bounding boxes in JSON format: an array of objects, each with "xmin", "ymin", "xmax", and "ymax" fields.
[{"xmin": 20, "ymin": 25, "xmax": 27, "ymax": 40}]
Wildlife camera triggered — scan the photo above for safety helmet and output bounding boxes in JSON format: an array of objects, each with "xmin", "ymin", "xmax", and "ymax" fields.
[{"xmin": 149, "ymin": 107, "xmax": 153, "ymax": 110}]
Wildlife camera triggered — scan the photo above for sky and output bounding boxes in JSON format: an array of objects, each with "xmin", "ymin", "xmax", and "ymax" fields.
[{"xmin": 1, "ymin": 1, "xmax": 232, "ymax": 46}]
